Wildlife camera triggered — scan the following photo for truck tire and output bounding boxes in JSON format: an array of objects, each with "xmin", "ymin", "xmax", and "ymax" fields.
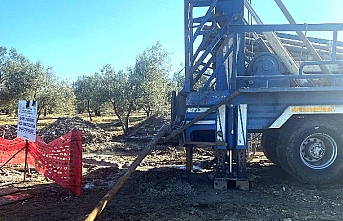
[
  {"xmin": 261, "ymin": 130, "xmax": 279, "ymax": 164},
  {"xmin": 277, "ymin": 117, "xmax": 343, "ymax": 183},
  {"xmin": 276, "ymin": 130, "xmax": 293, "ymax": 175}
]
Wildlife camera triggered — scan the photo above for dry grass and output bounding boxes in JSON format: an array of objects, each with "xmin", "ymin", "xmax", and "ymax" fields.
[
  {"xmin": 0, "ymin": 111, "xmax": 149, "ymax": 132},
  {"xmin": 0, "ymin": 114, "xmax": 68, "ymax": 129},
  {"xmin": 0, "ymin": 115, "xmax": 17, "ymax": 125}
]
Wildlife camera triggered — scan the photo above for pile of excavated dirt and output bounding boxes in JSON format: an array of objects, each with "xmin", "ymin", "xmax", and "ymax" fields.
[
  {"xmin": 3, "ymin": 147, "xmax": 343, "ymax": 221},
  {"xmin": 128, "ymin": 113, "xmax": 169, "ymax": 138},
  {"xmin": 0, "ymin": 125, "xmax": 17, "ymax": 140},
  {"xmin": 0, "ymin": 117, "xmax": 113, "ymax": 144},
  {"xmin": 38, "ymin": 117, "xmax": 112, "ymax": 144},
  {"xmin": 3, "ymin": 113, "xmax": 343, "ymax": 221}
]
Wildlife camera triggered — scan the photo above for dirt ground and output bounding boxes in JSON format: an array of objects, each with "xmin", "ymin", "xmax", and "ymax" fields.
[{"xmin": 1, "ymin": 116, "xmax": 343, "ymax": 221}]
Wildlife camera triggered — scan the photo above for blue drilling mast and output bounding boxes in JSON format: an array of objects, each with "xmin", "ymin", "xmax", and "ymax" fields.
[{"xmin": 166, "ymin": 0, "xmax": 343, "ymax": 189}]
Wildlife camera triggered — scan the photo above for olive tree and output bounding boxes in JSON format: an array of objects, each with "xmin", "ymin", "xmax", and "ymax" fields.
[
  {"xmin": 0, "ymin": 48, "xmax": 39, "ymax": 105},
  {"xmin": 34, "ymin": 72, "xmax": 76, "ymax": 120},
  {"xmin": 99, "ymin": 64, "xmax": 135, "ymax": 134},
  {"xmin": 0, "ymin": 47, "xmax": 76, "ymax": 118},
  {"xmin": 133, "ymin": 42, "xmax": 171, "ymax": 117},
  {"xmin": 73, "ymin": 74, "xmax": 103, "ymax": 121}
]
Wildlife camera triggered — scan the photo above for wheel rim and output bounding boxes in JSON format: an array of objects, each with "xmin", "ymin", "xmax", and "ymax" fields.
[{"xmin": 299, "ymin": 133, "xmax": 338, "ymax": 170}]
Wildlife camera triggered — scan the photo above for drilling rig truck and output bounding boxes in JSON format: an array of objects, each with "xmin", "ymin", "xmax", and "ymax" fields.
[{"xmin": 165, "ymin": 0, "xmax": 343, "ymax": 189}]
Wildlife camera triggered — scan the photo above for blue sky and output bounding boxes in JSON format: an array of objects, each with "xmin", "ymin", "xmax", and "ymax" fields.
[{"xmin": 1, "ymin": 0, "xmax": 342, "ymax": 81}]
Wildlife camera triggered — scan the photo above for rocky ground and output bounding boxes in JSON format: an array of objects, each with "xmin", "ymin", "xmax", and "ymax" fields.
[{"xmin": 1, "ymin": 115, "xmax": 343, "ymax": 221}]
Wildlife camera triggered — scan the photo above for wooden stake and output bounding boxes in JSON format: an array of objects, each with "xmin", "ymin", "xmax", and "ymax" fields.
[
  {"xmin": 186, "ymin": 146, "xmax": 193, "ymax": 172},
  {"xmin": 84, "ymin": 124, "xmax": 168, "ymax": 221}
]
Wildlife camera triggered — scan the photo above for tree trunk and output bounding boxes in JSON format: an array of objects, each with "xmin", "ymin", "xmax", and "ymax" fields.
[
  {"xmin": 147, "ymin": 106, "xmax": 151, "ymax": 117},
  {"xmin": 143, "ymin": 106, "xmax": 151, "ymax": 117},
  {"xmin": 111, "ymin": 101, "xmax": 126, "ymax": 134},
  {"xmin": 87, "ymin": 100, "xmax": 92, "ymax": 122},
  {"xmin": 95, "ymin": 110, "xmax": 101, "ymax": 116},
  {"xmin": 36, "ymin": 103, "xmax": 45, "ymax": 123},
  {"xmin": 124, "ymin": 102, "xmax": 134, "ymax": 134}
]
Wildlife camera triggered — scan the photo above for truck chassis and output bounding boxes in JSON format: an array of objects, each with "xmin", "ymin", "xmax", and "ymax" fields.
[{"xmin": 168, "ymin": 0, "xmax": 343, "ymax": 188}]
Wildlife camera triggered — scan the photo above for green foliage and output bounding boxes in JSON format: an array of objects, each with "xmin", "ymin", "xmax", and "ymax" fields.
[
  {"xmin": 72, "ymin": 65, "xmax": 134, "ymax": 133},
  {"xmin": 133, "ymin": 42, "xmax": 171, "ymax": 116},
  {"xmin": 0, "ymin": 48, "xmax": 39, "ymax": 104},
  {"xmin": 99, "ymin": 65, "xmax": 133, "ymax": 133},
  {"xmin": 171, "ymin": 66, "xmax": 185, "ymax": 92},
  {"xmin": 73, "ymin": 74, "xmax": 103, "ymax": 121},
  {"xmin": 35, "ymin": 74, "xmax": 76, "ymax": 120},
  {"xmin": 71, "ymin": 42, "xmax": 173, "ymax": 134},
  {"xmin": 0, "ymin": 47, "xmax": 76, "ymax": 117},
  {"xmin": 171, "ymin": 67, "xmax": 213, "ymax": 92},
  {"xmin": 0, "ymin": 42, "xmax": 174, "ymax": 135}
]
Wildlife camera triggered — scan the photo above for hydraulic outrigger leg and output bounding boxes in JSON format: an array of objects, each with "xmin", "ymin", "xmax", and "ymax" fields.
[{"xmin": 213, "ymin": 104, "xmax": 249, "ymax": 191}]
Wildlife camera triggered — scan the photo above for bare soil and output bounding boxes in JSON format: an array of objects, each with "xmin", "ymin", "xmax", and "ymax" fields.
[{"xmin": 1, "ymin": 116, "xmax": 343, "ymax": 221}]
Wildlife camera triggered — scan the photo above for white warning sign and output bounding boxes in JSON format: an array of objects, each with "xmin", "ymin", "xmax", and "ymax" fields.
[{"xmin": 17, "ymin": 100, "xmax": 38, "ymax": 142}]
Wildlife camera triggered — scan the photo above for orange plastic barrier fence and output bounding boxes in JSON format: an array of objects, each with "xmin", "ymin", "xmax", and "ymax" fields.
[{"xmin": 0, "ymin": 130, "xmax": 82, "ymax": 196}]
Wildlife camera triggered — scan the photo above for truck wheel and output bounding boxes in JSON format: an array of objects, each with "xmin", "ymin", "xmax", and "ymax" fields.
[
  {"xmin": 276, "ymin": 131, "xmax": 293, "ymax": 174},
  {"xmin": 278, "ymin": 117, "xmax": 343, "ymax": 183},
  {"xmin": 261, "ymin": 130, "xmax": 279, "ymax": 164}
]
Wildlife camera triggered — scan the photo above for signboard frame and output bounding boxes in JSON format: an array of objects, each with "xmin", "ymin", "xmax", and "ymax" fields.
[{"xmin": 17, "ymin": 100, "xmax": 38, "ymax": 142}]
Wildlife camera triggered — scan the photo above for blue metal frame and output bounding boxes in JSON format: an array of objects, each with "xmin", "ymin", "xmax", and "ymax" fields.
[
  {"xmin": 180, "ymin": 0, "xmax": 343, "ymax": 142},
  {"xmin": 183, "ymin": 0, "xmax": 245, "ymax": 94},
  {"xmin": 231, "ymin": 23, "xmax": 343, "ymax": 32},
  {"xmin": 275, "ymin": 32, "xmax": 343, "ymax": 47},
  {"xmin": 182, "ymin": 0, "xmax": 343, "ymax": 96},
  {"xmin": 177, "ymin": 0, "xmax": 343, "ymax": 180}
]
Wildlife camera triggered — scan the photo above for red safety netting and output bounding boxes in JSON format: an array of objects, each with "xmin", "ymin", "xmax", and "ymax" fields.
[{"xmin": 0, "ymin": 130, "xmax": 82, "ymax": 196}]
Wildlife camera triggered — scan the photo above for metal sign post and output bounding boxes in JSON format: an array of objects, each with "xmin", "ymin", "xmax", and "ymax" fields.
[
  {"xmin": 17, "ymin": 100, "xmax": 38, "ymax": 181},
  {"xmin": 23, "ymin": 139, "xmax": 29, "ymax": 182}
]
